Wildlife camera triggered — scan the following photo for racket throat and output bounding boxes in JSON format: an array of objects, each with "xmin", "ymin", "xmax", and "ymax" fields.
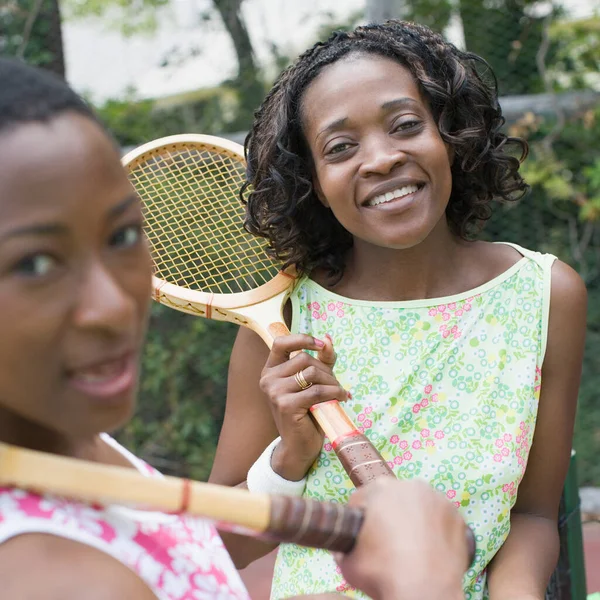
[{"xmin": 234, "ymin": 290, "xmax": 291, "ymax": 347}]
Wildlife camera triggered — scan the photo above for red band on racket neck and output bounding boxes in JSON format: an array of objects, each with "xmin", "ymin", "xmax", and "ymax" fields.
[
  {"xmin": 178, "ymin": 479, "xmax": 191, "ymax": 514},
  {"xmin": 206, "ymin": 292, "xmax": 214, "ymax": 320},
  {"xmin": 278, "ymin": 270, "xmax": 296, "ymax": 280},
  {"xmin": 153, "ymin": 281, "xmax": 166, "ymax": 303},
  {"xmin": 331, "ymin": 429, "xmax": 362, "ymax": 451}
]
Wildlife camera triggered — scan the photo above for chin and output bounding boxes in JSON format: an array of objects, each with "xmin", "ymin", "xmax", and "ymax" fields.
[
  {"xmin": 363, "ymin": 217, "xmax": 440, "ymax": 250},
  {"xmin": 78, "ymin": 394, "xmax": 137, "ymax": 436},
  {"xmin": 375, "ymin": 230, "xmax": 432, "ymax": 250},
  {"xmin": 103, "ymin": 398, "xmax": 137, "ymax": 434}
]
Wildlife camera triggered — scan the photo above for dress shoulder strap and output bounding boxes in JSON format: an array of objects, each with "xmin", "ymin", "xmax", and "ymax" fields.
[{"xmin": 495, "ymin": 242, "xmax": 557, "ymax": 361}]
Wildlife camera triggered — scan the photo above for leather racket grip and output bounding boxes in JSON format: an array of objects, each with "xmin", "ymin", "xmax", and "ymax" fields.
[
  {"xmin": 334, "ymin": 432, "xmax": 396, "ymax": 487},
  {"xmin": 266, "ymin": 495, "xmax": 363, "ymax": 553},
  {"xmin": 266, "ymin": 495, "xmax": 477, "ymax": 567}
]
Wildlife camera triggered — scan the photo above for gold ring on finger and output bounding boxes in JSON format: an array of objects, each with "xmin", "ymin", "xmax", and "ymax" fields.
[{"xmin": 294, "ymin": 370, "xmax": 312, "ymax": 391}]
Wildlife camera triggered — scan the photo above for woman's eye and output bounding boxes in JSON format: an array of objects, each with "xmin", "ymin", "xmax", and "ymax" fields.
[
  {"xmin": 327, "ymin": 142, "xmax": 351, "ymax": 155},
  {"xmin": 111, "ymin": 224, "xmax": 142, "ymax": 249},
  {"xmin": 14, "ymin": 254, "xmax": 58, "ymax": 278},
  {"xmin": 393, "ymin": 120, "xmax": 421, "ymax": 132}
]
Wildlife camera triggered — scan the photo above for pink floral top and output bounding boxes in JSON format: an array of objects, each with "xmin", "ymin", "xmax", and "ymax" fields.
[{"xmin": 0, "ymin": 434, "xmax": 250, "ymax": 600}]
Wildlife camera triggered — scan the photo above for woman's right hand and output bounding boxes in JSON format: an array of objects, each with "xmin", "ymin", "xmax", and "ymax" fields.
[
  {"xmin": 335, "ymin": 478, "xmax": 469, "ymax": 600},
  {"xmin": 260, "ymin": 333, "xmax": 348, "ymax": 481}
]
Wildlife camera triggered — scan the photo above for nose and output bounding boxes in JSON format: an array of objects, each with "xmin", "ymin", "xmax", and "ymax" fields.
[
  {"xmin": 73, "ymin": 261, "xmax": 136, "ymax": 336},
  {"xmin": 358, "ymin": 135, "xmax": 407, "ymax": 177}
]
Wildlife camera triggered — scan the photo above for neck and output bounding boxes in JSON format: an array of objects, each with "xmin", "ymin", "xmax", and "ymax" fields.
[
  {"xmin": 334, "ymin": 220, "xmax": 469, "ymax": 301},
  {"xmin": 0, "ymin": 406, "xmax": 102, "ymax": 462}
]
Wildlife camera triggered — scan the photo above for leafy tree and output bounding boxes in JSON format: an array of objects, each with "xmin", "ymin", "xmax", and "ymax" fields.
[
  {"xmin": 0, "ymin": 0, "xmax": 65, "ymax": 77},
  {"xmin": 547, "ymin": 16, "xmax": 600, "ymax": 91},
  {"xmin": 63, "ymin": 0, "xmax": 264, "ymax": 130},
  {"xmin": 459, "ymin": 0, "xmax": 555, "ymax": 95},
  {"xmin": 367, "ymin": 0, "xmax": 560, "ymax": 95},
  {"xmin": 211, "ymin": 0, "xmax": 264, "ymax": 129},
  {"xmin": 62, "ymin": 0, "xmax": 169, "ymax": 36}
]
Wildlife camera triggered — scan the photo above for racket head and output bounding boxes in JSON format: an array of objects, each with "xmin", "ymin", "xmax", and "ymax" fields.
[{"xmin": 122, "ymin": 134, "xmax": 296, "ymax": 320}]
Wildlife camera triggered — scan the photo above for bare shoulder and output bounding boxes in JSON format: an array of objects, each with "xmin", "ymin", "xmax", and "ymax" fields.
[
  {"xmin": 472, "ymin": 240, "xmax": 523, "ymax": 266},
  {"xmin": 549, "ymin": 259, "xmax": 587, "ymax": 312},
  {"xmin": 228, "ymin": 324, "xmax": 271, "ymax": 374},
  {"xmin": 0, "ymin": 533, "xmax": 158, "ymax": 600},
  {"xmin": 544, "ymin": 259, "xmax": 587, "ymax": 356},
  {"xmin": 543, "ymin": 259, "xmax": 587, "ymax": 368},
  {"xmin": 457, "ymin": 241, "xmax": 523, "ymax": 289}
]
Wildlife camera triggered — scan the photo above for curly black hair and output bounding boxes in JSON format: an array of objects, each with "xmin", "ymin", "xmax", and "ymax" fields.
[
  {"xmin": 0, "ymin": 58, "xmax": 100, "ymax": 135},
  {"xmin": 243, "ymin": 20, "xmax": 529, "ymax": 281}
]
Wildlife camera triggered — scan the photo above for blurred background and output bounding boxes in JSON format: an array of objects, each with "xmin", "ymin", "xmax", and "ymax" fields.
[{"xmin": 1, "ymin": 0, "xmax": 599, "ymax": 593}]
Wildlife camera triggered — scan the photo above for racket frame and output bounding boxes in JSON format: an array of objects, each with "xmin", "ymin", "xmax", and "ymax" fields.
[{"xmin": 123, "ymin": 135, "xmax": 395, "ymax": 485}]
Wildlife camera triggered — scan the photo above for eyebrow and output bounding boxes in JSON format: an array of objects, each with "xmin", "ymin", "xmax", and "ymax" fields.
[
  {"xmin": 0, "ymin": 194, "xmax": 139, "ymax": 241},
  {"xmin": 109, "ymin": 194, "xmax": 138, "ymax": 219},
  {"xmin": 315, "ymin": 97, "xmax": 421, "ymax": 142},
  {"xmin": 1, "ymin": 223, "xmax": 68, "ymax": 240},
  {"xmin": 381, "ymin": 97, "xmax": 421, "ymax": 111}
]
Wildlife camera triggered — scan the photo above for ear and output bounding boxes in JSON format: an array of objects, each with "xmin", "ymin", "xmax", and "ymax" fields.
[{"xmin": 312, "ymin": 173, "xmax": 329, "ymax": 208}]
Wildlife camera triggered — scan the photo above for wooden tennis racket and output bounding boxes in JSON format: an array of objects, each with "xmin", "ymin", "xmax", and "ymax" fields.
[
  {"xmin": 0, "ymin": 441, "xmax": 361, "ymax": 552},
  {"xmin": 122, "ymin": 134, "xmax": 394, "ymax": 487},
  {"xmin": 0, "ymin": 442, "xmax": 476, "ymax": 564}
]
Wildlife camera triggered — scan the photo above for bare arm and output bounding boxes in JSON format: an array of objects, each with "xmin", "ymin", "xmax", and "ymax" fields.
[
  {"xmin": 0, "ymin": 533, "xmax": 159, "ymax": 599},
  {"xmin": 209, "ymin": 327, "xmax": 281, "ymax": 566},
  {"xmin": 487, "ymin": 260, "xmax": 587, "ymax": 599},
  {"xmin": 209, "ymin": 326, "xmax": 347, "ymax": 567},
  {"xmin": 210, "ymin": 327, "xmax": 280, "ymax": 487}
]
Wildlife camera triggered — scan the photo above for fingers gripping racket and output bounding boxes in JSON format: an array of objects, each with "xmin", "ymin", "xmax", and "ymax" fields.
[{"xmin": 122, "ymin": 134, "xmax": 394, "ymax": 487}]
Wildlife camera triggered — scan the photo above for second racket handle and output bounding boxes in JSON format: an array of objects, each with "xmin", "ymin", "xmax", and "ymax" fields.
[
  {"xmin": 266, "ymin": 496, "xmax": 476, "ymax": 567},
  {"xmin": 266, "ymin": 495, "xmax": 363, "ymax": 553}
]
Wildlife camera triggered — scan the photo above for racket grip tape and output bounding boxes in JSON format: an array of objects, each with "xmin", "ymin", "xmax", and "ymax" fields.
[
  {"xmin": 265, "ymin": 495, "xmax": 476, "ymax": 568},
  {"xmin": 332, "ymin": 431, "xmax": 396, "ymax": 487},
  {"xmin": 266, "ymin": 495, "xmax": 363, "ymax": 553}
]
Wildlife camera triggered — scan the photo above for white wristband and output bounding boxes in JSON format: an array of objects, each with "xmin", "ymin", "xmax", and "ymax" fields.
[{"xmin": 246, "ymin": 437, "xmax": 307, "ymax": 497}]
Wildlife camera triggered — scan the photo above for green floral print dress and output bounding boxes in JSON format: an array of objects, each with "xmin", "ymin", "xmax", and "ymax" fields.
[{"xmin": 270, "ymin": 243, "xmax": 556, "ymax": 600}]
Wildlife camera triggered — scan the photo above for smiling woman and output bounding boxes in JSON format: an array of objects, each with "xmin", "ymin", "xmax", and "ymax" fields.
[
  {"xmin": 301, "ymin": 55, "xmax": 454, "ymax": 252},
  {"xmin": 209, "ymin": 19, "xmax": 588, "ymax": 600}
]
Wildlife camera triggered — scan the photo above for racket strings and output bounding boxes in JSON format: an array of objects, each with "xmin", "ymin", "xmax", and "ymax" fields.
[{"xmin": 127, "ymin": 144, "xmax": 280, "ymax": 294}]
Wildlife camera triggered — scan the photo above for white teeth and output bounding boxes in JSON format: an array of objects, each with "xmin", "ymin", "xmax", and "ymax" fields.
[
  {"xmin": 367, "ymin": 185, "xmax": 419, "ymax": 207},
  {"xmin": 76, "ymin": 373, "xmax": 112, "ymax": 383},
  {"xmin": 72, "ymin": 360, "xmax": 124, "ymax": 383}
]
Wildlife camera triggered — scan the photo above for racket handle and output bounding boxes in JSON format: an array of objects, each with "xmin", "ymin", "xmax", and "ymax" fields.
[
  {"xmin": 268, "ymin": 322, "xmax": 395, "ymax": 487},
  {"xmin": 332, "ymin": 430, "xmax": 396, "ymax": 487},
  {"xmin": 310, "ymin": 401, "xmax": 395, "ymax": 487},
  {"xmin": 266, "ymin": 495, "xmax": 363, "ymax": 553},
  {"xmin": 267, "ymin": 493, "xmax": 476, "ymax": 568}
]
